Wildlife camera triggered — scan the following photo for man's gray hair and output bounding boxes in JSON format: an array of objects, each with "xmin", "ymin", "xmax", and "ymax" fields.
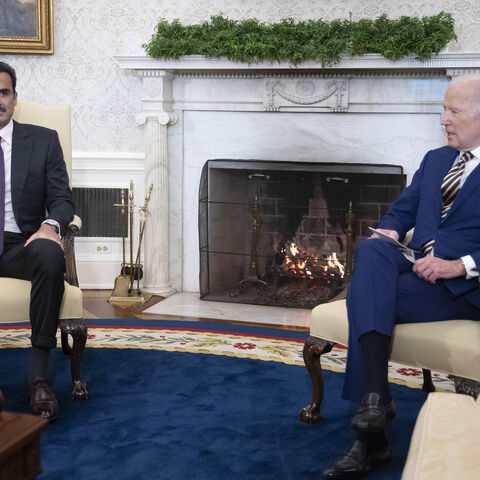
[{"xmin": 450, "ymin": 74, "xmax": 480, "ymax": 113}]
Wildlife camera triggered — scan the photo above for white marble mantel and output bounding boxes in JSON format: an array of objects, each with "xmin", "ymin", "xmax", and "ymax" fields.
[
  {"xmin": 114, "ymin": 53, "xmax": 480, "ymax": 295},
  {"xmin": 115, "ymin": 52, "xmax": 480, "ymax": 72}
]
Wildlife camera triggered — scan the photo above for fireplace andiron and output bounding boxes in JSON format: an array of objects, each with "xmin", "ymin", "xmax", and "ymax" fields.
[{"xmin": 108, "ymin": 181, "xmax": 154, "ymax": 303}]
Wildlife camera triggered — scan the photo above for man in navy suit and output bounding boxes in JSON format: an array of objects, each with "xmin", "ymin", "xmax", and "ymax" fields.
[
  {"xmin": 323, "ymin": 74, "xmax": 480, "ymax": 479},
  {"xmin": 0, "ymin": 61, "xmax": 74, "ymax": 421}
]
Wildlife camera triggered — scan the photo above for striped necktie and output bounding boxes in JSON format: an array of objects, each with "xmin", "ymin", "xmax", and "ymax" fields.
[
  {"xmin": 0, "ymin": 136, "xmax": 4, "ymax": 256},
  {"xmin": 422, "ymin": 151, "xmax": 473, "ymax": 255}
]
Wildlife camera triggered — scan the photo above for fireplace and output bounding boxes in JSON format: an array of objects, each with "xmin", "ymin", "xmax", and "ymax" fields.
[
  {"xmin": 114, "ymin": 53, "xmax": 480, "ymax": 297},
  {"xmin": 199, "ymin": 160, "xmax": 404, "ymax": 308}
]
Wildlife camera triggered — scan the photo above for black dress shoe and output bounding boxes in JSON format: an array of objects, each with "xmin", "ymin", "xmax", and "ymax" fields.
[
  {"xmin": 29, "ymin": 380, "xmax": 59, "ymax": 422},
  {"xmin": 322, "ymin": 439, "xmax": 391, "ymax": 479},
  {"xmin": 351, "ymin": 392, "xmax": 396, "ymax": 433}
]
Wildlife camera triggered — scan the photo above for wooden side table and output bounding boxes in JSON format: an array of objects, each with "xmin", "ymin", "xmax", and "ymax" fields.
[{"xmin": 0, "ymin": 408, "xmax": 48, "ymax": 480}]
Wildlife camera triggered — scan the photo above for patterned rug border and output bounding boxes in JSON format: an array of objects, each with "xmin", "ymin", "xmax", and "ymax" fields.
[
  {"xmin": 86, "ymin": 324, "xmax": 306, "ymax": 343},
  {"xmin": 0, "ymin": 325, "xmax": 455, "ymax": 392}
]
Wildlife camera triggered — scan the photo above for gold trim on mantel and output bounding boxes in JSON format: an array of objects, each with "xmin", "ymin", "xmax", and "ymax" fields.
[{"xmin": 0, "ymin": 0, "xmax": 53, "ymax": 55}]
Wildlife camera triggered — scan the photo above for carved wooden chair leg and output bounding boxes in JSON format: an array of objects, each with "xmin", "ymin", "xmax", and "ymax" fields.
[
  {"xmin": 421, "ymin": 369, "xmax": 435, "ymax": 393},
  {"xmin": 299, "ymin": 336, "xmax": 335, "ymax": 424},
  {"xmin": 449, "ymin": 375, "xmax": 480, "ymax": 399},
  {"xmin": 59, "ymin": 318, "xmax": 89, "ymax": 400}
]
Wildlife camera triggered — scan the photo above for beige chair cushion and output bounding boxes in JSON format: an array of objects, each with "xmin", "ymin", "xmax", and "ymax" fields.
[
  {"xmin": 401, "ymin": 392, "xmax": 480, "ymax": 479},
  {"xmin": 311, "ymin": 300, "xmax": 480, "ymax": 382},
  {"xmin": 0, "ymin": 278, "xmax": 82, "ymax": 323}
]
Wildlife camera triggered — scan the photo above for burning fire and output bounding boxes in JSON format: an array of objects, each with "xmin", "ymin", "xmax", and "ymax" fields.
[{"xmin": 281, "ymin": 242, "xmax": 345, "ymax": 281}]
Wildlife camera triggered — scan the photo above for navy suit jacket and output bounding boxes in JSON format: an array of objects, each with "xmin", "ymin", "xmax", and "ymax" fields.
[
  {"xmin": 378, "ymin": 145, "xmax": 480, "ymax": 308},
  {"xmin": 11, "ymin": 121, "xmax": 74, "ymax": 238}
]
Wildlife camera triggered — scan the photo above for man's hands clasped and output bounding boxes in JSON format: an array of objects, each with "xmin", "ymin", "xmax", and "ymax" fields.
[{"xmin": 412, "ymin": 255, "xmax": 465, "ymax": 284}]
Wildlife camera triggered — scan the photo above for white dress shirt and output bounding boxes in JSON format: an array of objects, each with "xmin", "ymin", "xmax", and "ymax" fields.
[{"xmin": 0, "ymin": 119, "xmax": 22, "ymax": 233}]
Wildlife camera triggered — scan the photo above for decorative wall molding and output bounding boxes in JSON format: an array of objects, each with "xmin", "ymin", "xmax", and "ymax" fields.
[
  {"xmin": 176, "ymin": 71, "xmax": 446, "ymax": 80},
  {"xmin": 447, "ymin": 68, "xmax": 480, "ymax": 77},
  {"xmin": 73, "ymin": 152, "xmax": 144, "ymax": 175},
  {"xmin": 135, "ymin": 111, "xmax": 178, "ymax": 126},
  {"xmin": 116, "ymin": 56, "xmax": 451, "ymax": 115},
  {"xmin": 114, "ymin": 53, "xmax": 480, "ymax": 76}
]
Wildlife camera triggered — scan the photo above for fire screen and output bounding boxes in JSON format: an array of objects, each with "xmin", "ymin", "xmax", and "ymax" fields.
[{"xmin": 199, "ymin": 160, "xmax": 404, "ymax": 308}]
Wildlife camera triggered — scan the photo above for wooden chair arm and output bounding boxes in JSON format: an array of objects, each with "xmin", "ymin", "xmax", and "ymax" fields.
[{"xmin": 64, "ymin": 215, "xmax": 82, "ymax": 287}]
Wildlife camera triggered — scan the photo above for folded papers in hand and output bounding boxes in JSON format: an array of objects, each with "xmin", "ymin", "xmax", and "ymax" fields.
[{"xmin": 368, "ymin": 227, "xmax": 419, "ymax": 263}]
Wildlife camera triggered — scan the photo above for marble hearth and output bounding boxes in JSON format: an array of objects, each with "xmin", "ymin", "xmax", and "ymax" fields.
[{"xmin": 115, "ymin": 53, "xmax": 480, "ymax": 297}]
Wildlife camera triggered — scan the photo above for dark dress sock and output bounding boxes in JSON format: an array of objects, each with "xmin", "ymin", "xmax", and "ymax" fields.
[
  {"xmin": 358, "ymin": 331, "xmax": 392, "ymax": 404},
  {"xmin": 29, "ymin": 346, "xmax": 51, "ymax": 383}
]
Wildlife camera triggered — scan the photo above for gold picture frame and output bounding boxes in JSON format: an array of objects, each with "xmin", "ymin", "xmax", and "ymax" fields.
[{"xmin": 0, "ymin": 0, "xmax": 53, "ymax": 54}]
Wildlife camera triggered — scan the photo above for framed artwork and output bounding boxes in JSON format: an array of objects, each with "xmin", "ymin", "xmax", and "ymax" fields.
[{"xmin": 0, "ymin": 0, "xmax": 53, "ymax": 54}]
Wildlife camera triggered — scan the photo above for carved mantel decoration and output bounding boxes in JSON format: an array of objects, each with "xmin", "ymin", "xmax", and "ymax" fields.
[
  {"xmin": 265, "ymin": 79, "xmax": 348, "ymax": 112},
  {"xmin": 114, "ymin": 53, "xmax": 480, "ymax": 296}
]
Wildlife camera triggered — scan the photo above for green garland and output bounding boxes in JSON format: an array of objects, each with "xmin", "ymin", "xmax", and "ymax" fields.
[{"xmin": 143, "ymin": 12, "xmax": 456, "ymax": 66}]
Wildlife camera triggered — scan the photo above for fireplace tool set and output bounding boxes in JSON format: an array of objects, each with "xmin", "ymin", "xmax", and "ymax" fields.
[{"xmin": 108, "ymin": 181, "xmax": 154, "ymax": 303}]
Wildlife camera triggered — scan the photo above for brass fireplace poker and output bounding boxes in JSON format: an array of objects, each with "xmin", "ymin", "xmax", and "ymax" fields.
[
  {"xmin": 238, "ymin": 175, "xmax": 268, "ymax": 287},
  {"xmin": 240, "ymin": 195, "xmax": 266, "ymax": 286},
  {"xmin": 342, "ymin": 201, "xmax": 354, "ymax": 287},
  {"xmin": 108, "ymin": 181, "xmax": 154, "ymax": 303},
  {"xmin": 132, "ymin": 184, "xmax": 154, "ymax": 295},
  {"xmin": 110, "ymin": 188, "xmax": 130, "ymax": 298}
]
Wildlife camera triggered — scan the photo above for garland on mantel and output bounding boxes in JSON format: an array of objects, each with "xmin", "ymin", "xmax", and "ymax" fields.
[{"xmin": 143, "ymin": 12, "xmax": 456, "ymax": 66}]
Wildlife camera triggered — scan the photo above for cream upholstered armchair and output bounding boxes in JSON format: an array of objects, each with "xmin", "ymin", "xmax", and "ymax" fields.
[
  {"xmin": 299, "ymin": 233, "xmax": 480, "ymax": 423},
  {"xmin": 0, "ymin": 101, "xmax": 89, "ymax": 400}
]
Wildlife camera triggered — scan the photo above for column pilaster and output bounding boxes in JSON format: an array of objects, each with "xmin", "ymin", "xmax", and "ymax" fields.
[{"xmin": 136, "ymin": 71, "xmax": 177, "ymax": 296}]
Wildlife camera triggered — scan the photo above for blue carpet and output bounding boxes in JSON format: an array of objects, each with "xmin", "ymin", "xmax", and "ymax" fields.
[{"xmin": 1, "ymin": 340, "xmax": 426, "ymax": 479}]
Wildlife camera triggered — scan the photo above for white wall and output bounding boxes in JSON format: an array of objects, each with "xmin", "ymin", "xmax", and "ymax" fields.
[{"xmin": 7, "ymin": 0, "xmax": 480, "ymax": 154}]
